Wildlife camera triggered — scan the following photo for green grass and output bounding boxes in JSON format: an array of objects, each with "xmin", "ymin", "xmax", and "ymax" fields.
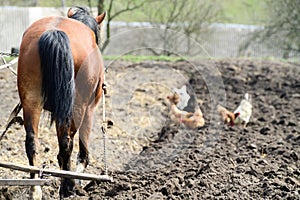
[
  {"xmin": 1, "ymin": 56, "xmax": 16, "ymax": 63},
  {"xmin": 104, "ymin": 55, "xmax": 185, "ymax": 63},
  {"xmin": 220, "ymin": 0, "xmax": 267, "ymax": 25},
  {"xmin": 104, "ymin": 54, "xmax": 299, "ymax": 64}
]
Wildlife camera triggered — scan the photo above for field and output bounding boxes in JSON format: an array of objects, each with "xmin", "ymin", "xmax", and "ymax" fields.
[{"xmin": 0, "ymin": 58, "xmax": 299, "ymax": 199}]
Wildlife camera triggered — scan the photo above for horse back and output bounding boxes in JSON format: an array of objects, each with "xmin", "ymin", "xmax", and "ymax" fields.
[
  {"xmin": 19, "ymin": 16, "xmax": 99, "ymax": 68},
  {"xmin": 18, "ymin": 16, "xmax": 104, "ymax": 109}
]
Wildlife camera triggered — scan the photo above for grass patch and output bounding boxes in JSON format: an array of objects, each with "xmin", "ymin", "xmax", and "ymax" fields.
[
  {"xmin": 104, "ymin": 54, "xmax": 298, "ymax": 64},
  {"xmin": 104, "ymin": 55, "xmax": 186, "ymax": 63},
  {"xmin": 0, "ymin": 56, "xmax": 16, "ymax": 63},
  {"xmin": 220, "ymin": 0, "xmax": 266, "ymax": 25}
]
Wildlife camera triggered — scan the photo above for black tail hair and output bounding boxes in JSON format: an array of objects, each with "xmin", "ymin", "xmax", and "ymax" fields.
[{"xmin": 38, "ymin": 30, "xmax": 75, "ymax": 126}]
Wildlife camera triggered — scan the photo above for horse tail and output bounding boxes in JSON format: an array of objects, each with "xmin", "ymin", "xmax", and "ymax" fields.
[{"xmin": 38, "ymin": 30, "xmax": 75, "ymax": 126}]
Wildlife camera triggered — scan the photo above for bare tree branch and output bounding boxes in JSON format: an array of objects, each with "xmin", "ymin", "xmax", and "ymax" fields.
[
  {"xmin": 110, "ymin": 0, "xmax": 148, "ymax": 20},
  {"xmin": 100, "ymin": 0, "xmax": 154, "ymax": 52},
  {"xmin": 144, "ymin": 0, "xmax": 223, "ymax": 56},
  {"xmin": 240, "ymin": 0, "xmax": 300, "ymax": 58}
]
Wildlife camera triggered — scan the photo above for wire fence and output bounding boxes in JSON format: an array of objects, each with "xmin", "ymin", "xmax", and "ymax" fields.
[{"xmin": 0, "ymin": 7, "xmax": 296, "ymax": 60}]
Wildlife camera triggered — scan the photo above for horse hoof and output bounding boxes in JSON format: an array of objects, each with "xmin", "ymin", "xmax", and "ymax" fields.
[
  {"xmin": 59, "ymin": 178, "xmax": 75, "ymax": 198},
  {"xmin": 74, "ymin": 184, "xmax": 88, "ymax": 196}
]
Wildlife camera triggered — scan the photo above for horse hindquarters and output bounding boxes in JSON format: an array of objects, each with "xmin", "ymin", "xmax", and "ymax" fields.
[
  {"xmin": 39, "ymin": 30, "xmax": 75, "ymax": 126},
  {"xmin": 39, "ymin": 30, "xmax": 76, "ymax": 197}
]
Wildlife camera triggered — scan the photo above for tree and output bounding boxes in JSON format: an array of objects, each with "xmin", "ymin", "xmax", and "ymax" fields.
[
  {"xmin": 143, "ymin": 0, "xmax": 224, "ymax": 56},
  {"xmin": 60, "ymin": 0, "xmax": 65, "ymax": 8},
  {"xmin": 97, "ymin": 0, "xmax": 104, "ymax": 14},
  {"xmin": 239, "ymin": 0, "xmax": 300, "ymax": 59},
  {"xmin": 179, "ymin": 0, "xmax": 223, "ymax": 55},
  {"xmin": 98, "ymin": 0, "xmax": 152, "ymax": 51}
]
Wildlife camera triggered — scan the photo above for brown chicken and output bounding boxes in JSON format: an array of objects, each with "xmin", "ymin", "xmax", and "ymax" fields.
[
  {"xmin": 217, "ymin": 104, "xmax": 239, "ymax": 126},
  {"xmin": 181, "ymin": 108, "xmax": 205, "ymax": 129},
  {"xmin": 167, "ymin": 92, "xmax": 190, "ymax": 125},
  {"xmin": 167, "ymin": 92, "xmax": 205, "ymax": 129}
]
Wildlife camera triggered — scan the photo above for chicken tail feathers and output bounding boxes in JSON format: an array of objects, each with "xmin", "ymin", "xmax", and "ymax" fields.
[{"xmin": 245, "ymin": 93, "xmax": 252, "ymax": 103}]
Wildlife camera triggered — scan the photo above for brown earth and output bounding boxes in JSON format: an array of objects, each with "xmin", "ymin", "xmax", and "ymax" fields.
[{"xmin": 0, "ymin": 59, "xmax": 299, "ymax": 199}]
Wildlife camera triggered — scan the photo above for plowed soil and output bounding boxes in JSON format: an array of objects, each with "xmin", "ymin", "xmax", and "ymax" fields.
[{"xmin": 0, "ymin": 59, "xmax": 299, "ymax": 199}]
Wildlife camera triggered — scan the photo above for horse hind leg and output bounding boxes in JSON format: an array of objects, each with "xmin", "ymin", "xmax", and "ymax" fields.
[
  {"xmin": 75, "ymin": 79, "xmax": 104, "ymax": 177},
  {"xmin": 56, "ymin": 122, "xmax": 76, "ymax": 198},
  {"xmin": 76, "ymin": 106, "xmax": 95, "ymax": 176},
  {"xmin": 23, "ymin": 105, "xmax": 43, "ymax": 200}
]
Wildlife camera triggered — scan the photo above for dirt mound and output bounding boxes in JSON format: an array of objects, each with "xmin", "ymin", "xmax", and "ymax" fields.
[{"xmin": 0, "ymin": 59, "xmax": 299, "ymax": 199}]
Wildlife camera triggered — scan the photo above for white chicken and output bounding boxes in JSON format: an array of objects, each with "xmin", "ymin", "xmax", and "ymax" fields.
[
  {"xmin": 234, "ymin": 93, "xmax": 252, "ymax": 128},
  {"xmin": 173, "ymin": 85, "xmax": 190, "ymax": 110}
]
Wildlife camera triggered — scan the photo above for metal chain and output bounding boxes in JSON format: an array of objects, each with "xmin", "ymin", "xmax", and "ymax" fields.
[
  {"xmin": 102, "ymin": 122, "xmax": 108, "ymax": 175},
  {"xmin": 102, "ymin": 72, "xmax": 108, "ymax": 175},
  {"xmin": 39, "ymin": 163, "xmax": 47, "ymax": 179}
]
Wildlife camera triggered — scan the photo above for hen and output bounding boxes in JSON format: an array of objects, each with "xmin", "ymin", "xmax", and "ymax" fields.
[
  {"xmin": 234, "ymin": 93, "xmax": 252, "ymax": 128},
  {"xmin": 167, "ymin": 92, "xmax": 190, "ymax": 125},
  {"xmin": 173, "ymin": 85, "xmax": 190, "ymax": 110},
  {"xmin": 217, "ymin": 104, "xmax": 239, "ymax": 126},
  {"xmin": 167, "ymin": 92, "xmax": 205, "ymax": 129},
  {"xmin": 181, "ymin": 108, "xmax": 205, "ymax": 129}
]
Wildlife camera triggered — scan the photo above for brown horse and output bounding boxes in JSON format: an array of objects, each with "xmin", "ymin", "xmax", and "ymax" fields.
[{"xmin": 17, "ymin": 7, "xmax": 105, "ymax": 199}]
